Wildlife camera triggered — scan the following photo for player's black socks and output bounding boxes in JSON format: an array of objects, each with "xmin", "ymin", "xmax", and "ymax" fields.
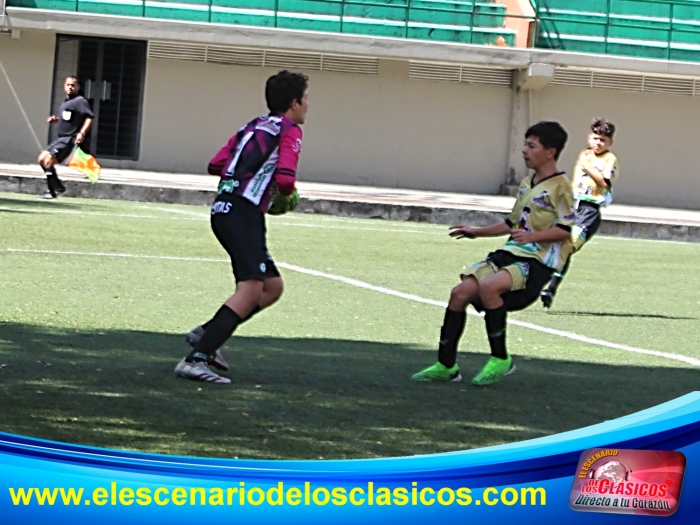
[
  {"xmin": 437, "ymin": 308, "xmax": 466, "ymax": 368},
  {"xmin": 186, "ymin": 305, "xmax": 242, "ymax": 362},
  {"xmin": 200, "ymin": 305, "xmax": 226, "ymax": 332},
  {"xmin": 201, "ymin": 305, "xmax": 260, "ymax": 331},
  {"xmin": 548, "ymin": 256, "xmax": 571, "ymax": 294},
  {"xmin": 484, "ymin": 305, "xmax": 508, "ymax": 360},
  {"xmin": 547, "ymin": 274, "xmax": 562, "ymax": 295}
]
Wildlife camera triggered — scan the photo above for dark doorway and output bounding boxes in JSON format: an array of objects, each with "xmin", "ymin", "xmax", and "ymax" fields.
[{"xmin": 51, "ymin": 35, "xmax": 146, "ymax": 160}]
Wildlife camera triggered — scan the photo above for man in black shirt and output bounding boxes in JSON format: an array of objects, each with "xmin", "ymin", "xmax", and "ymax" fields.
[{"xmin": 38, "ymin": 75, "xmax": 94, "ymax": 199}]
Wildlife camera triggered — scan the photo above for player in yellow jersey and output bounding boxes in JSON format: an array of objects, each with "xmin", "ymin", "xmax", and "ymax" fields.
[
  {"xmin": 412, "ymin": 122, "xmax": 575, "ymax": 386},
  {"xmin": 541, "ymin": 118, "xmax": 619, "ymax": 308}
]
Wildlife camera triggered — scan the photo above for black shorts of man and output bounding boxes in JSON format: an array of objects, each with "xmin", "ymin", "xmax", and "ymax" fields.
[
  {"xmin": 174, "ymin": 70, "xmax": 309, "ymax": 384},
  {"xmin": 412, "ymin": 122, "xmax": 575, "ymax": 386},
  {"xmin": 38, "ymin": 75, "xmax": 94, "ymax": 199},
  {"xmin": 541, "ymin": 118, "xmax": 619, "ymax": 308}
]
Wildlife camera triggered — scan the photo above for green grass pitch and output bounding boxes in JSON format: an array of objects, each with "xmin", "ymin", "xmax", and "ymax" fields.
[{"xmin": 0, "ymin": 192, "xmax": 698, "ymax": 459}]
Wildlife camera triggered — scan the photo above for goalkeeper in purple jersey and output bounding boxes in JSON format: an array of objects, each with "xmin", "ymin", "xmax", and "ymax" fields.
[{"xmin": 175, "ymin": 70, "xmax": 309, "ymax": 384}]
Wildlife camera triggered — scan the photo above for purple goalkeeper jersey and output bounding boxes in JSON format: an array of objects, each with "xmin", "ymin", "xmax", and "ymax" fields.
[{"xmin": 208, "ymin": 114, "xmax": 301, "ymax": 212}]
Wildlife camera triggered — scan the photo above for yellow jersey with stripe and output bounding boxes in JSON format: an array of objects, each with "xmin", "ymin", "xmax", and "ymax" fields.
[
  {"xmin": 502, "ymin": 172, "xmax": 575, "ymax": 270},
  {"xmin": 572, "ymin": 149, "xmax": 620, "ymax": 206}
]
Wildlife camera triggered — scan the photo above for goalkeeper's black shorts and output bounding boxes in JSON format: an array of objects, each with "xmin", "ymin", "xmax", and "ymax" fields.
[{"xmin": 210, "ymin": 194, "xmax": 280, "ymax": 283}]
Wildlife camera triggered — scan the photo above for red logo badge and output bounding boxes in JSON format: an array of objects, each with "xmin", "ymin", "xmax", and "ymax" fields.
[{"xmin": 569, "ymin": 448, "xmax": 686, "ymax": 516}]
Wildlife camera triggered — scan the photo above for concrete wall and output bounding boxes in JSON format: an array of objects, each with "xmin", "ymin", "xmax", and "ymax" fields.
[
  {"xmin": 0, "ymin": 30, "xmax": 54, "ymax": 160},
  {"xmin": 537, "ymin": 85, "xmax": 700, "ymax": 209},
  {"xmin": 135, "ymin": 58, "xmax": 513, "ymax": 195},
  {"xmin": 2, "ymin": 29, "xmax": 700, "ymax": 208}
]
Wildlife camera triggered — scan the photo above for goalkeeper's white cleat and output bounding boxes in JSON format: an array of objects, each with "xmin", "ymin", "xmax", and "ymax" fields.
[
  {"xmin": 208, "ymin": 350, "xmax": 230, "ymax": 372},
  {"xmin": 174, "ymin": 359, "xmax": 230, "ymax": 384}
]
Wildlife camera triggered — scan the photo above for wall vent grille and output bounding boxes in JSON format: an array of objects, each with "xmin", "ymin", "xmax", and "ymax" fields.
[{"xmin": 148, "ymin": 41, "xmax": 379, "ymax": 75}]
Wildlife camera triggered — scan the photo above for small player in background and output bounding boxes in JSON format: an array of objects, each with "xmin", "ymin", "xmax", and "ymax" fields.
[{"xmin": 541, "ymin": 118, "xmax": 620, "ymax": 308}]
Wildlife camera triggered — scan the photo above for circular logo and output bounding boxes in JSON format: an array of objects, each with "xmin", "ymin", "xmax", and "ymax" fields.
[
  {"xmin": 593, "ymin": 461, "xmax": 629, "ymax": 483},
  {"xmin": 260, "ymin": 263, "xmax": 266, "ymax": 273}
]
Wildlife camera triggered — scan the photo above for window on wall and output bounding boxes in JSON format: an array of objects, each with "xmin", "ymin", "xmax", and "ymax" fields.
[{"xmin": 51, "ymin": 35, "xmax": 147, "ymax": 160}]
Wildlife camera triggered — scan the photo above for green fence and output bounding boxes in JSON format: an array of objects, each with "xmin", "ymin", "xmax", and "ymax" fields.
[
  {"xmin": 533, "ymin": 0, "xmax": 700, "ymax": 62},
  {"xmin": 6, "ymin": 0, "xmax": 519, "ymax": 46},
  {"xmin": 8, "ymin": 0, "xmax": 700, "ymax": 62}
]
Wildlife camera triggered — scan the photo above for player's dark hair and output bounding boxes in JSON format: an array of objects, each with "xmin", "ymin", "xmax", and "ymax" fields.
[
  {"xmin": 65, "ymin": 75, "xmax": 80, "ymax": 85},
  {"xmin": 265, "ymin": 70, "xmax": 308, "ymax": 114},
  {"xmin": 525, "ymin": 121, "xmax": 568, "ymax": 160},
  {"xmin": 591, "ymin": 117, "xmax": 615, "ymax": 139}
]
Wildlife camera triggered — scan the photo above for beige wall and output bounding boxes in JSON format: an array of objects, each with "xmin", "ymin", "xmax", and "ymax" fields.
[
  {"xmin": 136, "ymin": 58, "xmax": 513, "ymax": 195},
  {"xmin": 537, "ymin": 85, "xmax": 700, "ymax": 209},
  {"xmin": 0, "ymin": 31, "xmax": 55, "ymax": 161},
  {"xmin": 2, "ymin": 30, "xmax": 700, "ymax": 209}
]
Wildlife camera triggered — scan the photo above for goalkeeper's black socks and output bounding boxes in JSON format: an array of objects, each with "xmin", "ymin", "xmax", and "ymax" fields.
[
  {"xmin": 437, "ymin": 308, "xmax": 466, "ymax": 368},
  {"xmin": 484, "ymin": 304, "xmax": 508, "ymax": 360},
  {"xmin": 186, "ymin": 305, "xmax": 242, "ymax": 363},
  {"xmin": 201, "ymin": 305, "xmax": 260, "ymax": 331}
]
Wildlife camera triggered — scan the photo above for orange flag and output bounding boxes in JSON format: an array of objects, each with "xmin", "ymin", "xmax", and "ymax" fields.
[{"xmin": 68, "ymin": 147, "xmax": 101, "ymax": 184}]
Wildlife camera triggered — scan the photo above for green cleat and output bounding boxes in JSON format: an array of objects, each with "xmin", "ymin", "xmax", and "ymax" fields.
[
  {"xmin": 471, "ymin": 356, "xmax": 516, "ymax": 386},
  {"xmin": 412, "ymin": 362, "xmax": 462, "ymax": 382}
]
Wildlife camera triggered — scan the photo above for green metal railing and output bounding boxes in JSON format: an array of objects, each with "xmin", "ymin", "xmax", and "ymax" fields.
[
  {"xmin": 532, "ymin": 0, "xmax": 700, "ymax": 61},
  {"xmin": 7, "ymin": 0, "xmax": 700, "ymax": 60},
  {"xmin": 6, "ymin": 0, "xmax": 523, "ymax": 46}
]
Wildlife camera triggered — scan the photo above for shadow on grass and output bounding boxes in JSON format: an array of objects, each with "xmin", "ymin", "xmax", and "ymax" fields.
[
  {"xmin": 546, "ymin": 310, "xmax": 695, "ymax": 321},
  {"xmin": 0, "ymin": 322, "xmax": 697, "ymax": 460},
  {"xmin": 0, "ymin": 195, "xmax": 83, "ymax": 211}
]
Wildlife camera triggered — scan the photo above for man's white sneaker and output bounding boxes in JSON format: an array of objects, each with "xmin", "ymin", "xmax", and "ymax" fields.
[{"xmin": 174, "ymin": 358, "xmax": 230, "ymax": 384}]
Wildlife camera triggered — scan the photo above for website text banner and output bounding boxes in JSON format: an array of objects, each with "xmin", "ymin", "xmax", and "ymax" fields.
[{"xmin": 2, "ymin": 393, "xmax": 699, "ymax": 524}]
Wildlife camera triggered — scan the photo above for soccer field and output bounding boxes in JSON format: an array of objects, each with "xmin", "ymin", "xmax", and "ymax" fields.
[{"xmin": 0, "ymin": 192, "xmax": 698, "ymax": 460}]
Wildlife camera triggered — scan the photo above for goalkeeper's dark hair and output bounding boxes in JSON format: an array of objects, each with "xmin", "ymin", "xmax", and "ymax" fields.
[
  {"xmin": 265, "ymin": 70, "xmax": 308, "ymax": 114},
  {"xmin": 591, "ymin": 117, "xmax": 616, "ymax": 139},
  {"xmin": 525, "ymin": 121, "xmax": 568, "ymax": 160},
  {"xmin": 65, "ymin": 75, "xmax": 80, "ymax": 85}
]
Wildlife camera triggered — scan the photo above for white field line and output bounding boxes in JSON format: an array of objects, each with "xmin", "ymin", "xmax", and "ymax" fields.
[
  {"xmin": 138, "ymin": 204, "xmax": 443, "ymax": 228},
  {"xmin": 4, "ymin": 247, "xmax": 699, "ymax": 367},
  {"xmin": 5, "ymin": 248, "xmax": 224, "ymax": 263},
  {"xmin": 589, "ymin": 236, "xmax": 695, "ymax": 247},
  {"xmin": 4, "ymin": 204, "xmax": 697, "ymax": 244},
  {"xmin": 278, "ymin": 223, "xmax": 429, "ymax": 234},
  {"xmin": 137, "ymin": 205, "xmax": 700, "ymax": 245},
  {"xmin": 0, "ymin": 207, "xmax": 205, "ymax": 221},
  {"xmin": 139, "ymin": 205, "xmax": 431, "ymax": 233},
  {"xmin": 1, "ymin": 205, "xmax": 432, "ymax": 234}
]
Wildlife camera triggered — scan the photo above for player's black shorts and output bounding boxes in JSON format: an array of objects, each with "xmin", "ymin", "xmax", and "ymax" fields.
[
  {"xmin": 470, "ymin": 250, "xmax": 554, "ymax": 313},
  {"xmin": 46, "ymin": 136, "xmax": 76, "ymax": 163},
  {"xmin": 572, "ymin": 201, "xmax": 602, "ymax": 249},
  {"xmin": 210, "ymin": 194, "xmax": 280, "ymax": 283}
]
